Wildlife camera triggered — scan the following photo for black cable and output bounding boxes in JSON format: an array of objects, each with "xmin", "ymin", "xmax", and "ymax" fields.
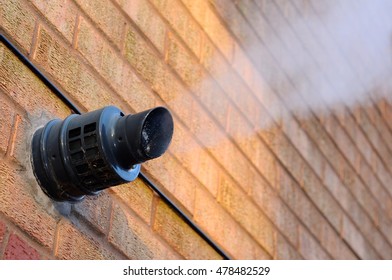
[{"xmin": 1, "ymin": 33, "xmax": 231, "ymax": 260}]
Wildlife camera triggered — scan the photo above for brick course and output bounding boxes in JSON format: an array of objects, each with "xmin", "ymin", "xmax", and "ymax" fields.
[{"xmin": 0, "ymin": 0, "xmax": 391, "ymax": 259}]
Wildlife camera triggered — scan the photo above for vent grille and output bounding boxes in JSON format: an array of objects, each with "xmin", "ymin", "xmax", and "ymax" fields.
[{"xmin": 67, "ymin": 122, "xmax": 119, "ymax": 191}]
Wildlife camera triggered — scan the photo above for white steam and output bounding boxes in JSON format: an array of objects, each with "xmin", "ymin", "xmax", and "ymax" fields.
[{"xmin": 241, "ymin": 0, "xmax": 392, "ymax": 122}]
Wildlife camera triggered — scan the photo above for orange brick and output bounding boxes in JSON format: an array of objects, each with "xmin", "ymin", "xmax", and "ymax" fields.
[
  {"xmin": 143, "ymin": 152, "xmax": 196, "ymax": 214},
  {"xmin": 120, "ymin": 66, "xmax": 158, "ymax": 112},
  {"xmin": 0, "ymin": 95, "xmax": 14, "ymax": 154},
  {"xmin": 56, "ymin": 220, "xmax": 116, "ymax": 259},
  {"xmin": 150, "ymin": 0, "xmax": 201, "ymax": 57},
  {"xmin": 109, "ymin": 179, "xmax": 154, "ymax": 224},
  {"xmin": 252, "ymin": 183, "xmax": 299, "ymax": 248},
  {"xmin": 8, "ymin": 115, "xmax": 31, "ymax": 167},
  {"xmin": 31, "ymin": 0, "xmax": 78, "ymax": 43},
  {"xmin": 73, "ymin": 193, "xmax": 112, "ymax": 234},
  {"xmin": 123, "ymin": 25, "xmax": 183, "ymax": 103},
  {"xmin": 195, "ymin": 79, "xmax": 228, "ymax": 126},
  {"xmin": 0, "ymin": 221, "xmax": 7, "ymax": 245},
  {"xmin": 166, "ymin": 33, "xmax": 203, "ymax": 90},
  {"xmin": 76, "ymin": 17, "xmax": 124, "ymax": 88},
  {"xmin": 153, "ymin": 199, "xmax": 222, "ymax": 259},
  {"xmin": 194, "ymin": 187, "xmax": 270, "ymax": 259},
  {"xmin": 180, "ymin": 0, "xmax": 208, "ymax": 27},
  {"xmin": 218, "ymin": 174, "xmax": 276, "ymax": 255},
  {"xmin": 207, "ymin": 136, "xmax": 257, "ymax": 194},
  {"xmin": 0, "ymin": 161, "xmax": 57, "ymax": 248},
  {"xmin": 73, "ymin": 0, "xmax": 126, "ymax": 48},
  {"xmin": 198, "ymin": 2, "xmax": 234, "ymax": 61},
  {"xmin": 34, "ymin": 27, "xmax": 119, "ymax": 111},
  {"xmin": 109, "ymin": 203, "xmax": 173, "ymax": 259},
  {"xmin": 0, "ymin": 0, "xmax": 35, "ymax": 51},
  {"xmin": 115, "ymin": 0, "xmax": 167, "ymax": 53},
  {"xmin": 0, "ymin": 44, "xmax": 71, "ymax": 117},
  {"xmin": 167, "ymin": 121, "xmax": 220, "ymax": 197}
]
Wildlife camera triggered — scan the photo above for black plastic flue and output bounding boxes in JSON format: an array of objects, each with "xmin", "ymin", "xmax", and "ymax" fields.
[{"xmin": 31, "ymin": 106, "xmax": 174, "ymax": 202}]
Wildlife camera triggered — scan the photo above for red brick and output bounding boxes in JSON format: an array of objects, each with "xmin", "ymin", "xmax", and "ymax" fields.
[
  {"xmin": 0, "ymin": 95, "xmax": 14, "ymax": 154},
  {"xmin": 0, "ymin": 162, "xmax": 57, "ymax": 248},
  {"xmin": 109, "ymin": 179, "xmax": 154, "ymax": 224},
  {"xmin": 31, "ymin": 0, "xmax": 78, "ymax": 43},
  {"xmin": 109, "ymin": 203, "xmax": 175, "ymax": 259},
  {"xmin": 153, "ymin": 199, "xmax": 222, "ymax": 259},
  {"xmin": 73, "ymin": 0, "xmax": 126, "ymax": 48},
  {"xmin": 0, "ymin": 0, "xmax": 35, "ymax": 51},
  {"xmin": 150, "ymin": 0, "xmax": 202, "ymax": 57},
  {"xmin": 73, "ymin": 193, "xmax": 112, "ymax": 234},
  {"xmin": 115, "ymin": 0, "xmax": 167, "ymax": 53},
  {"xmin": 194, "ymin": 187, "xmax": 270, "ymax": 259},
  {"xmin": 56, "ymin": 220, "xmax": 116, "ymax": 259},
  {"xmin": 4, "ymin": 233, "xmax": 40, "ymax": 260}
]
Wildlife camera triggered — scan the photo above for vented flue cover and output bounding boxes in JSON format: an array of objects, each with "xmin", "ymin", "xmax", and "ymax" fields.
[{"xmin": 31, "ymin": 106, "xmax": 174, "ymax": 202}]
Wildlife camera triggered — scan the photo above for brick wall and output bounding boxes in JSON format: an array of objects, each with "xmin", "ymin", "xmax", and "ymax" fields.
[{"xmin": 0, "ymin": 0, "xmax": 391, "ymax": 259}]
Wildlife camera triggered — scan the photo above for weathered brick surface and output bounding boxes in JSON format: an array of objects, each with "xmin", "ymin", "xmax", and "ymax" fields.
[
  {"xmin": 0, "ymin": 95, "xmax": 14, "ymax": 155},
  {"xmin": 153, "ymin": 199, "xmax": 222, "ymax": 259},
  {"xmin": 218, "ymin": 175, "xmax": 276, "ymax": 256},
  {"xmin": 298, "ymin": 226, "xmax": 330, "ymax": 260},
  {"xmin": 0, "ymin": 45, "xmax": 71, "ymax": 117},
  {"xmin": 150, "ymin": 0, "xmax": 202, "ymax": 57},
  {"xmin": 73, "ymin": 193, "xmax": 112, "ymax": 234},
  {"xmin": 31, "ymin": 0, "xmax": 78, "ymax": 43},
  {"xmin": 4, "ymin": 233, "xmax": 40, "ymax": 260},
  {"xmin": 0, "ymin": 162, "xmax": 57, "ymax": 248},
  {"xmin": 56, "ymin": 220, "xmax": 116, "ymax": 260},
  {"xmin": 0, "ymin": 0, "xmax": 35, "ymax": 51},
  {"xmin": 194, "ymin": 187, "xmax": 270, "ymax": 259},
  {"xmin": 0, "ymin": 0, "xmax": 391, "ymax": 260},
  {"xmin": 73, "ymin": 0, "xmax": 126, "ymax": 48},
  {"xmin": 115, "ymin": 0, "xmax": 167, "ymax": 54},
  {"xmin": 0, "ymin": 221, "xmax": 7, "ymax": 246},
  {"xmin": 34, "ymin": 27, "xmax": 118, "ymax": 111},
  {"xmin": 109, "ymin": 202, "xmax": 176, "ymax": 259},
  {"xmin": 110, "ymin": 180, "xmax": 154, "ymax": 224}
]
